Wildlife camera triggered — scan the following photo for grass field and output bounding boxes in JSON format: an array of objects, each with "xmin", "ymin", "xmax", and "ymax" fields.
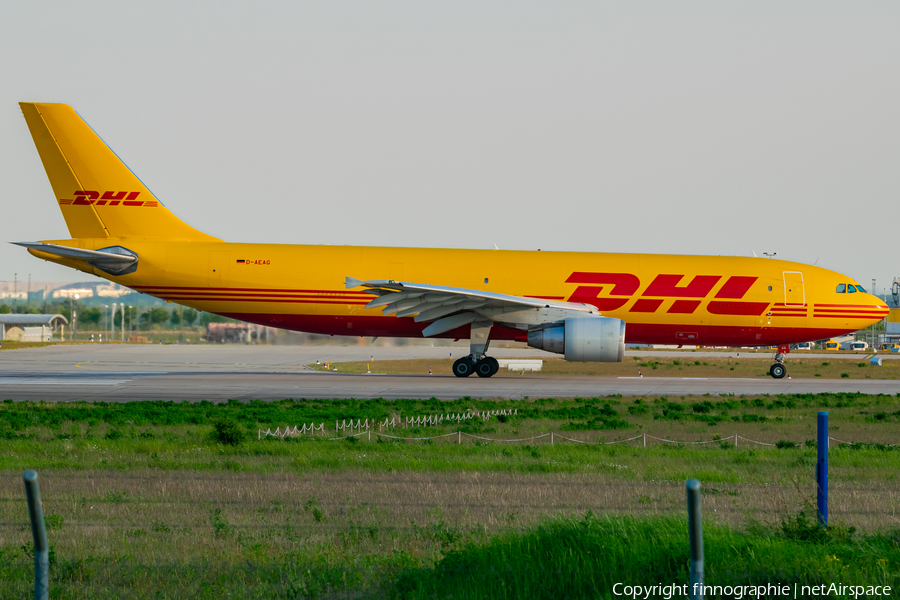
[
  {"xmin": 1, "ymin": 394, "xmax": 899, "ymax": 598},
  {"xmin": 312, "ymin": 355, "xmax": 900, "ymax": 379}
]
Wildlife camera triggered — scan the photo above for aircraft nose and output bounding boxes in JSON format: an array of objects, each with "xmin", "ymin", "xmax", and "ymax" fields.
[{"xmin": 866, "ymin": 294, "xmax": 890, "ymax": 320}]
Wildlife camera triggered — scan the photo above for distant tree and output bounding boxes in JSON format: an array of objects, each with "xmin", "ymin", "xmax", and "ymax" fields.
[
  {"xmin": 170, "ymin": 310, "xmax": 181, "ymax": 327},
  {"xmin": 0, "ymin": 305, "xmax": 9, "ymax": 314},
  {"xmin": 150, "ymin": 307, "xmax": 169, "ymax": 326},
  {"xmin": 81, "ymin": 307, "xmax": 103, "ymax": 326},
  {"xmin": 138, "ymin": 307, "xmax": 169, "ymax": 329},
  {"xmin": 182, "ymin": 308, "xmax": 198, "ymax": 327}
]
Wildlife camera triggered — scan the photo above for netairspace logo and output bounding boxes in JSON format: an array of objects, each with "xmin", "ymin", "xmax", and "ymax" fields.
[{"xmin": 612, "ymin": 583, "xmax": 893, "ymax": 599}]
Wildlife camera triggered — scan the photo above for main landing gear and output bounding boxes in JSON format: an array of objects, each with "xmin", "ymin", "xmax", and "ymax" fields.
[
  {"xmin": 452, "ymin": 320, "xmax": 500, "ymax": 378},
  {"xmin": 452, "ymin": 355, "xmax": 500, "ymax": 378},
  {"xmin": 769, "ymin": 344, "xmax": 790, "ymax": 379}
]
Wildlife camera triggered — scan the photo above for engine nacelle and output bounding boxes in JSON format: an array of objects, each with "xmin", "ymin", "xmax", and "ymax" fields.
[{"xmin": 527, "ymin": 317, "xmax": 626, "ymax": 362}]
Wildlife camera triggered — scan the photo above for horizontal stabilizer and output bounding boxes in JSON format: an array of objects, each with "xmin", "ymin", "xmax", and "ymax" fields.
[{"xmin": 13, "ymin": 242, "xmax": 137, "ymax": 274}]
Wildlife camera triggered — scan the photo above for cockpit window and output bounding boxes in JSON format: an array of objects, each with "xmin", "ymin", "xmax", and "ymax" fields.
[
  {"xmin": 836, "ymin": 284, "xmax": 846, "ymax": 293},
  {"xmin": 847, "ymin": 285, "xmax": 858, "ymax": 293},
  {"xmin": 855, "ymin": 285, "xmax": 866, "ymax": 293}
]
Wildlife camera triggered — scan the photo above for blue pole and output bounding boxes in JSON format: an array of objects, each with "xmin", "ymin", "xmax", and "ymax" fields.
[
  {"xmin": 817, "ymin": 411, "xmax": 828, "ymax": 527},
  {"xmin": 686, "ymin": 479, "xmax": 704, "ymax": 600},
  {"xmin": 23, "ymin": 470, "xmax": 49, "ymax": 600}
]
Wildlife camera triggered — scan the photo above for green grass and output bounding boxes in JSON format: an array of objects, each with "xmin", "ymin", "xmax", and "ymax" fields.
[
  {"xmin": 3, "ymin": 395, "xmax": 900, "ymax": 598},
  {"xmin": 2, "ymin": 513, "xmax": 897, "ymax": 599},
  {"xmin": 394, "ymin": 514, "xmax": 900, "ymax": 599},
  {"xmin": 3, "ymin": 392, "xmax": 900, "ymax": 430}
]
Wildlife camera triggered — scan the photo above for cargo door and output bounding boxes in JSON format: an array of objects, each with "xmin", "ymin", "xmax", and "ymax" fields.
[{"xmin": 783, "ymin": 271, "xmax": 805, "ymax": 306}]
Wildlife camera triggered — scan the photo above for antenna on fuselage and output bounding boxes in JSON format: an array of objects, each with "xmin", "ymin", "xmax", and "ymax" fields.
[{"xmin": 751, "ymin": 250, "xmax": 757, "ymax": 257}]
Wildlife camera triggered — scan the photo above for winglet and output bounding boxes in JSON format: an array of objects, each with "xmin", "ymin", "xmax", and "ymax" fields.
[{"xmin": 345, "ymin": 276, "xmax": 364, "ymax": 289}]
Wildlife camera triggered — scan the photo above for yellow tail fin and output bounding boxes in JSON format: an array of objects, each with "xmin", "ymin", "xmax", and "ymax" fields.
[{"xmin": 20, "ymin": 102, "xmax": 220, "ymax": 242}]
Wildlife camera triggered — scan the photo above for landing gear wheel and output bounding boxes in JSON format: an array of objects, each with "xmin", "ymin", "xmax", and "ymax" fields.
[
  {"xmin": 486, "ymin": 356, "xmax": 500, "ymax": 376},
  {"xmin": 475, "ymin": 357, "xmax": 500, "ymax": 378},
  {"xmin": 452, "ymin": 357, "xmax": 475, "ymax": 378},
  {"xmin": 769, "ymin": 363, "xmax": 787, "ymax": 379}
]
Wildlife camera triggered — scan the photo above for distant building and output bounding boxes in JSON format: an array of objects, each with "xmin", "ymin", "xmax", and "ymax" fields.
[
  {"xmin": 0, "ymin": 281, "xmax": 133, "ymax": 301},
  {"xmin": 206, "ymin": 322, "xmax": 271, "ymax": 344},
  {"xmin": 0, "ymin": 314, "xmax": 69, "ymax": 341},
  {"xmin": 885, "ymin": 309, "xmax": 900, "ymax": 344}
]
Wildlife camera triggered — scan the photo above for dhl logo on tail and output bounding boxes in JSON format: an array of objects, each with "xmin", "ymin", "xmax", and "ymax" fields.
[{"xmin": 58, "ymin": 191, "xmax": 158, "ymax": 207}]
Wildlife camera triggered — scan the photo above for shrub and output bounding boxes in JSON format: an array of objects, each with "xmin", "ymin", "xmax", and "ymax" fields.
[
  {"xmin": 776, "ymin": 440, "xmax": 798, "ymax": 449},
  {"xmin": 104, "ymin": 429, "xmax": 123, "ymax": 440},
  {"xmin": 209, "ymin": 418, "xmax": 246, "ymax": 446}
]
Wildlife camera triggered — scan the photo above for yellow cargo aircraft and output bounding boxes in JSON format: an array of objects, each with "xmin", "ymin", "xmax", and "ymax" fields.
[{"xmin": 14, "ymin": 103, "xmax": 890, "ymax": 379}]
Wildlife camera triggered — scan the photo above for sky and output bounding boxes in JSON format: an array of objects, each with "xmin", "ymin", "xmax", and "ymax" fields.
[{"xmin": 1, "ymin": 1, "xmax": 898, "ymax": 295}]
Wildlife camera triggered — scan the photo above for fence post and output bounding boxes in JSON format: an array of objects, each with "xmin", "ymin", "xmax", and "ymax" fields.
[
  {"xmin": 551, "ymin": 432, "xmax": 554, "ymax": 445},
  {"xmin": 458, "ymin": 431, "xmax": 461, "ymax": 444},
  {"xmin": 734, "ymin": 434, "xmax": 737, "ymax": 448},
  {"xmin": 817, "ymin": 411, "xmax": 828, "ymax": 527},
  {"xmin": 23, "ymin": 470, "xmax": 49, "ymax": 600},
  {"xmin": 686, "ymin": 478, "xmax": 704, "ymax": 600},
  {"xmin": 643, "ymin": 433, "xmax": 646, "ymax": 448}
]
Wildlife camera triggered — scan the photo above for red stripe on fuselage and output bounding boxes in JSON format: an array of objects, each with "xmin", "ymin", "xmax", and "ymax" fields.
[
  {"xmin": 218, "ymin": 313, "xmax": 863, "ymax": 347},
  {"xmin": 707, "ymin": 301, "xmax": 769, "ymax": 316},
  {"xmin": 131, "ymin": 285, "xmax": 373, "ymax": 295}
]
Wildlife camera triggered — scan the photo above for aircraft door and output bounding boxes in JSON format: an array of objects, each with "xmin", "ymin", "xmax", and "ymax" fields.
[{"xmin": 783, "ymin": 271, "xmax": 805, "ymax": 306}]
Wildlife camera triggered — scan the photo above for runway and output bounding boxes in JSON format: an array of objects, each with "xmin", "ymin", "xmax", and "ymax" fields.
[{"xmin": 0, "ymin": 344, "xmax": 897, "ymax": 401}]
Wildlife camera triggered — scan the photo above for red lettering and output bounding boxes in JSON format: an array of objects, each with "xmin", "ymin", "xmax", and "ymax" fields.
[
  {"xmin": 643, "ymin": 274, "xmax": 721, "ymax": 298},
  {"xmin": 668, "ymin": 300, "xmax": 701, "ymax": 314},
  {"xmin": 74, "ymin": 190, "xmax": 99, "ymax": 199},
  {"xmin": 565, "ymin": 272, "xmax": 640, "ymax": 311},
  {"xmin": 101, "ymin": 191, "xmax": 128, "ymax": 201},
  {"xmin": 126, "ymin": 191, "xmax": 141, "ymax": 200},
  {"xmin": 566, "ymin": 272, "xmax": 640, "ymax": 295},
  {"xmin": 715, "ymin": 276, "xmax": 758, "ymax": 299},
  {"xmin": 629, "ymin": 299, "xmax": 663, "ymax": 313}
]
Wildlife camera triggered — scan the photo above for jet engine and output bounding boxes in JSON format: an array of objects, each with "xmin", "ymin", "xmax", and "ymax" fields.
[{"xmin": 527, "ymin": 317, "xmax": 626, "ymax": 362}]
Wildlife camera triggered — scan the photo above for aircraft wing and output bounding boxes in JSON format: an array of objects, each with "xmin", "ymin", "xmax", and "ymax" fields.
[{"xmin": 346, "ymin": 277, "xmax": 598, "ymax": 336}]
